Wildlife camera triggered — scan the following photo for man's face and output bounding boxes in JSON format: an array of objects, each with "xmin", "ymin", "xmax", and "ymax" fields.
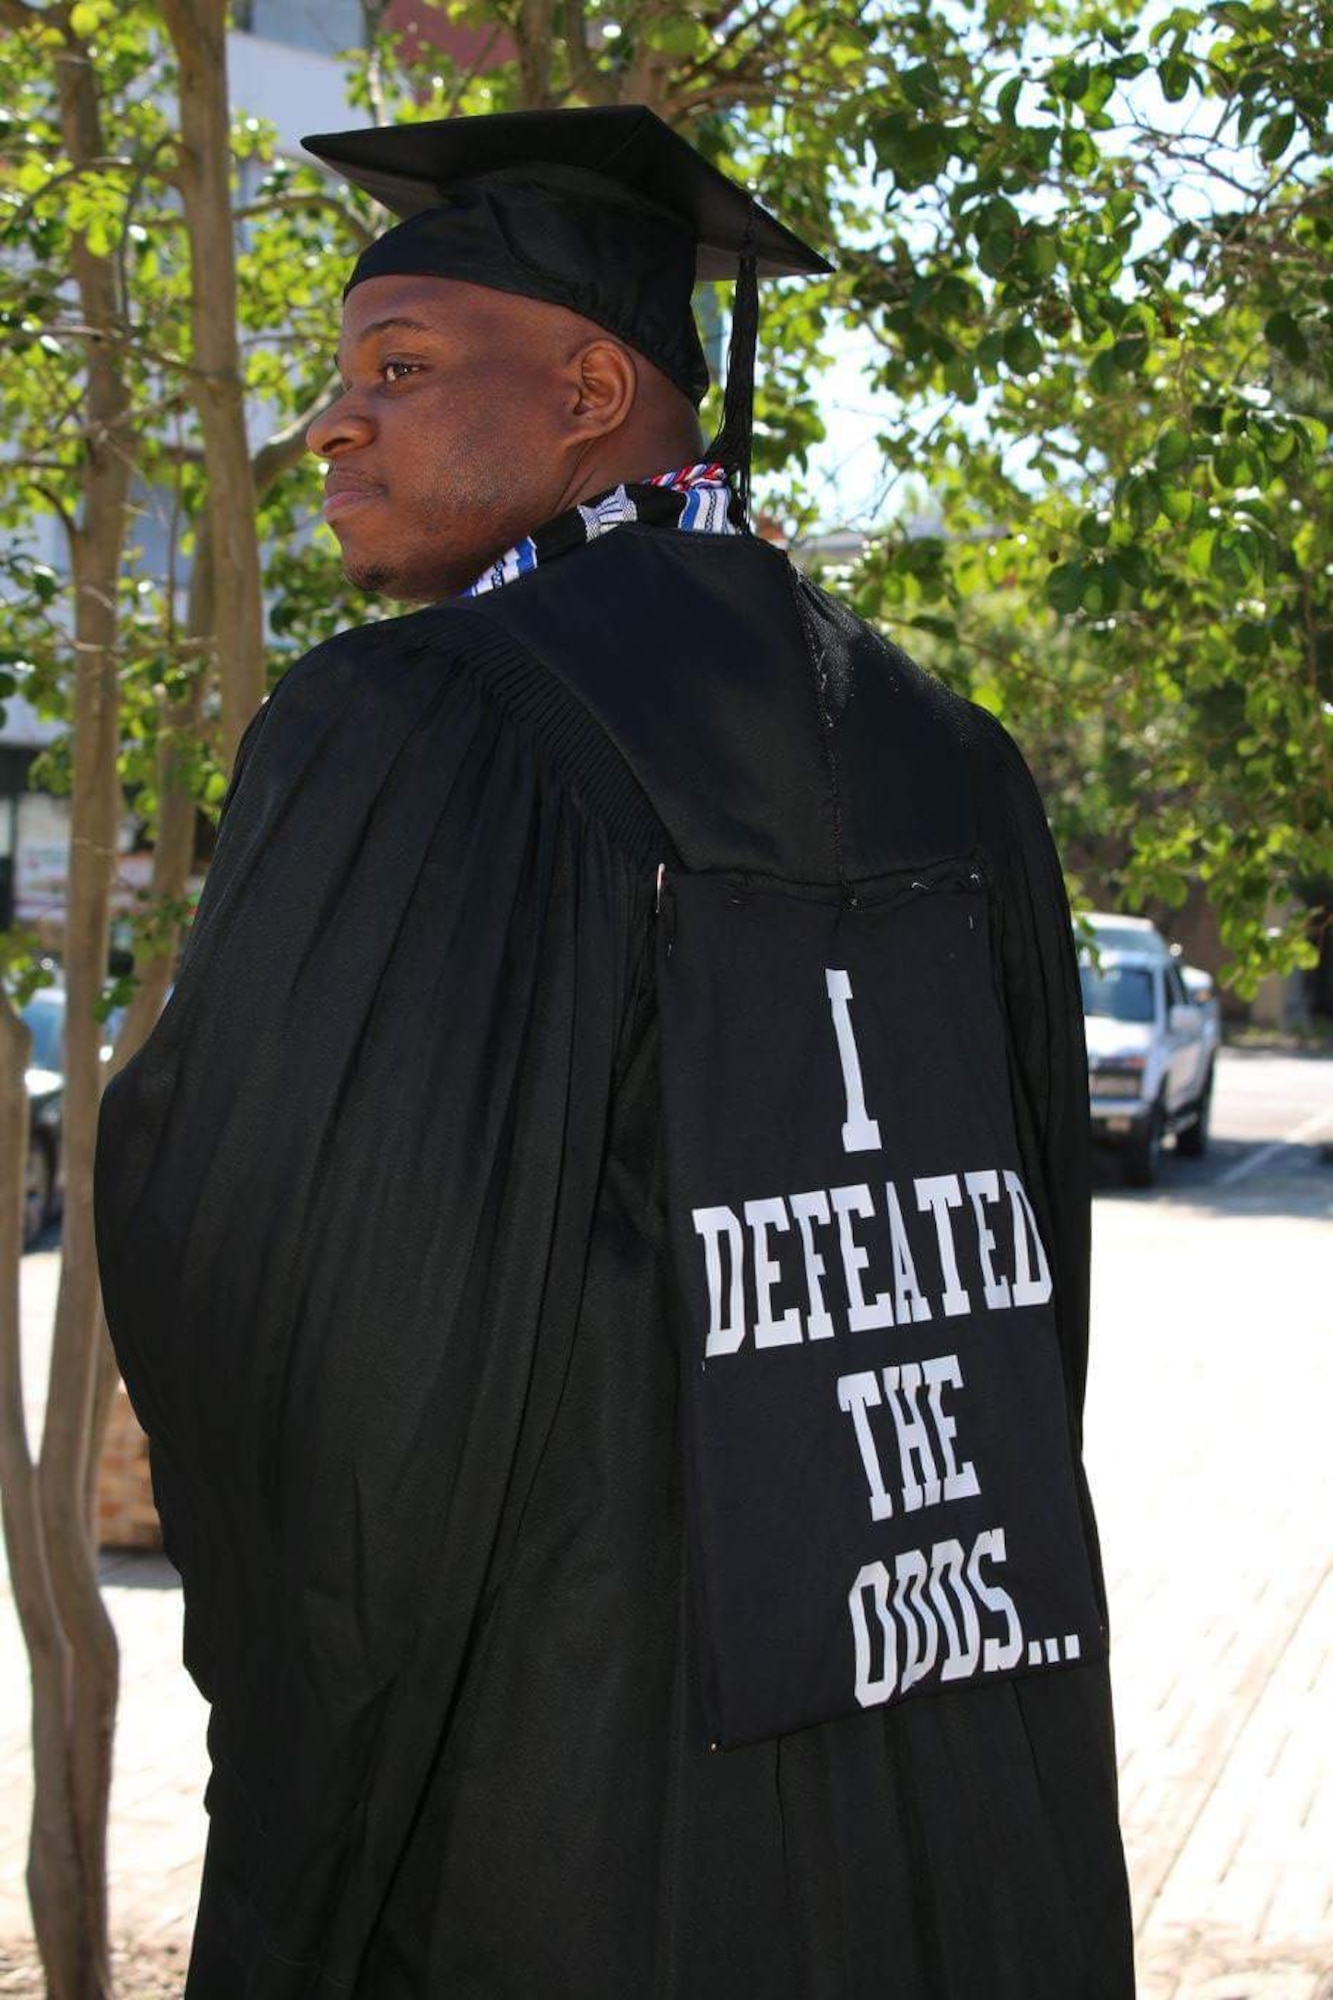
[{"xmin": 307, "ymin": 273, "xmax": 580, "ymax": 603}]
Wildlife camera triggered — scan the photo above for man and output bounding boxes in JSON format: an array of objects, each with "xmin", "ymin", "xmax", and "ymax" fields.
[{"xmin": 94, "ymin": 106, "xmax": 1135, "ymax": 1997}]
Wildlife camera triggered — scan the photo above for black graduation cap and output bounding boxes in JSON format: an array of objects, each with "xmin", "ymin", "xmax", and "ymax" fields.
[{"xmin": 301, "ymin": 106, "xmax": 832, "ymax": 524}]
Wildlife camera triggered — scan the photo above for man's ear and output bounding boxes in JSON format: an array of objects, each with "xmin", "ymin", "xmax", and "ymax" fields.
[{"xmin": 567, "ymin": 338, "xmax": 637, "ymax": 441}]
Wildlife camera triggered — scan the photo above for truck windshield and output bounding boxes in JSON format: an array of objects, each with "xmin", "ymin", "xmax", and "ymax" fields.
[{"xmin": 1079, "ymin": 964, "xmax": 1155, "ymax": 1024}]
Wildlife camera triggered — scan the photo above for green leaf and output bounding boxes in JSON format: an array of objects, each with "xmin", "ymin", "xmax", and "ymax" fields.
[
  {"xmin": 1018, "ymin": 229, "xmax": 1059, "ymax": 279},
  {"xmin": 1045, "ymin": 562, "xmax": 1086, "ymax": 614},
  {"xmin": 1003, "ymin": 324, "xmax": 1043, "ymax": 374},
  {"xmin": 1155, "ymin": 426, "xmax": 1192, "ymax": 471},
  {"xmin": 1186, "ymin": 529, "xmax": 1215, "ymax": 575},
  {"xmin": 901, "ymin": 61, "xmax": 944, "ymax": 109},
  {"xmin": 1125, "ymin": 474, "xmax": 1163, "ymax": 532},
  {"xmin": 1113, "ymin": 329, "xmax": 1149, "ymax": 371},
  {"xmin": 1264, "ymin": 309, "xmax": 1309, "ymax": 364},
  {"xmin": 942, "ymin": 356, "xmax": 978, "ymax": 402},
  {"xmin": 69, "ymin": 0, "xmax": 114, "ymax": 34},
  {"xmin": 1080, "ymin": 561, "xmax": 1121, "ymax": 615},
  {"xmin": 1211, "ymin": 531, "xmax": 1255, "ymax": 585},
  {"xmin": 1258, "ymin": 112, "xmax": 1296, "ymax": 162},
  {"xmin": 978, "ymin": 229, "xmax": 1016, "ymax": 277},
  {"xmin": 1060, "ymin": 128, "xmax": 1098, "ymax": 175},
  {"xmin": 649, "ymin": 15, "xmax": 702, "ymax": 53},
  {"xmin": 1235, "ymin": 622, "xmax": 1270, "ymax": 657},
  {"xmin": 1213, "ymin": 443, "xmax": 1256, "ymax": 486},
  {"xmin": 1117, "ymin": 544, "xmax": 1151, "ymax": 589}
]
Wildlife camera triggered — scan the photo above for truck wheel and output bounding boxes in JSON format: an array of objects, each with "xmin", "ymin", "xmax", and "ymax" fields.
[
  {"xmin": 1175, "ymin": 1062, "xmax": 1214, "ymax": 1159},
  {"xmin": 1122, "ymin": 1096, "xmax": 1165, "ymax": 1188}
]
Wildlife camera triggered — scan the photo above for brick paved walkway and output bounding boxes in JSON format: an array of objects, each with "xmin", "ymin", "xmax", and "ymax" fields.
[
  {"xmin": 3, "ymin": 1067, "xmax": 1331, "ymax": 1994},
  {"xmin": 1086, "ymin": 1151, "xmax": 1333, "ymax": 2000}
]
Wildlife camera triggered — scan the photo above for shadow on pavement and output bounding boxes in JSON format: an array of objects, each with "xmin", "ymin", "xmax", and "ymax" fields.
[
  {"xmin": 1092, "ymin": 1138, "xmax": 1333, "ymax": 1220},
  {"xmin": 98, "ymin": 1549, "xmax": 180, "ymax": 1592}
]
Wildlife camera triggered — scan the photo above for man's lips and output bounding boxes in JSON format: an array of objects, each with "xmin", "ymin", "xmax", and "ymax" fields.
[{"xmin": 322, "ymin": 474, "xmax": 386, "ymax": 521}]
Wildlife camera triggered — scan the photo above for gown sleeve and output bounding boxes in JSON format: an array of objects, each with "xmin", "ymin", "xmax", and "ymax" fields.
[
  {"xmin": 959, "ymin": 712, "xmax": 1092, "ymax": 1429},
  {"xmin": 92, "ymin": 606, "xmax": 664, "ymax": 1995},
  {"xmin": 962, "ymin": 708, "xmax": 1110, "ymax": 1639}
]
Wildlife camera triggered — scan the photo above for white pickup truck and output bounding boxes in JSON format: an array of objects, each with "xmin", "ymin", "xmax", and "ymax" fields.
[{"xmin": 1077, "ymin": 913, "xmax": 1222, "ymax": 1186}]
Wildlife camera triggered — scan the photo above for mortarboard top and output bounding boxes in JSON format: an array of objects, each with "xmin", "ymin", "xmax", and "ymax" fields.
[
  {"xmin": 301, "ymin": 106, "xmax": 833, "ymax": 523},
  {"xmin": 302, "ymin": 106, "xmax": 832, "ymax": 283}
]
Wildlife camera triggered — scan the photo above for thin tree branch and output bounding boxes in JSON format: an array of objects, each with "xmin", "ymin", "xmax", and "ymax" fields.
[
  {"xmin": 252, "ymin": 372, "xmax": 340, "ymax": 496},
  {"xmin": 444, "ymin": 22, "xmax": 508, "ymax": 115},
  {"xmin": 233, "ymin": 188, "xmax": 376, "ymax": 248}
]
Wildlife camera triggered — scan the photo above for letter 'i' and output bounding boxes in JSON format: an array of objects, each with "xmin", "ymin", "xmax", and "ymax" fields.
[{"xmin": 825, "ymin": 969, "xmax": 882, "ymax": 1153}]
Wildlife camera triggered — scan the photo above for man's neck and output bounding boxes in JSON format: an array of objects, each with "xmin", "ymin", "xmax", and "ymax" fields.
[{"xmin": 564, "ymin": 439, "xmax": 707, "ymax": 511}]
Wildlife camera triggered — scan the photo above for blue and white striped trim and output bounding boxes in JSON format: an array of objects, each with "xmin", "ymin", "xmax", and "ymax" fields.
[
  {"xmin": 464, "ymin": 535, "xmax": 539, "ymax": 600},
  {"xmin": 578, "ymin": 486, "xmax": 640, "ymax": 540},
  {"xmin": 679, "ymin": 483, "xmax": 734, "ymax": 534},
  {"xmin": 457, "ymin": 462, "xmax": 739, "ymax": 601}
]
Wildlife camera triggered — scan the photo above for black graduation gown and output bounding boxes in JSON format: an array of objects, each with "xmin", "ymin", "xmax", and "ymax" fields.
[{"xmin": 93, "ymin": 520, "xmax": 1135, "ymax": 1999}]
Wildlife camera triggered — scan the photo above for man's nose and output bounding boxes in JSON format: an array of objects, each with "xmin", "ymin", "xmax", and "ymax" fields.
[{"xmin": 306, "ymin": 392, "xmax": 374, "ymax": 460}]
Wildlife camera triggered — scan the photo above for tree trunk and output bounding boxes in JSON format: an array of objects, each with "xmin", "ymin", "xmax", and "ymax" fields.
[
  {"xmin": 161, "ymin": 0, "xmax": 266, "ymax": 773},
  {"xmin": 0, "ymin": 999, "xmax": 89, "ymax": 1996},
  {"xmin": 12, "ymin": 18, "xmax": 139, "ymax": 1999}
]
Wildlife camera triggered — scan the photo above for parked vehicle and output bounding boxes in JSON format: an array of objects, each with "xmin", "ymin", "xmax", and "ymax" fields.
[
  {"xmin": 20, "ymin": 985, "xmax": 125, "ymax": 1247},
  {"xmin": 1077, "ymin": 913, "xmax": 1220, "ymax": 1186},
  {"xmin": 1177, "ymin": 957, "xmax": 1223, "ymax": 1050}
]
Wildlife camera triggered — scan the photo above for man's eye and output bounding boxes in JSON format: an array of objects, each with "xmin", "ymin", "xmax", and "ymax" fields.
[{"xmin": 380, "ymin": 358, "xmax": 422, "ymax": 385}]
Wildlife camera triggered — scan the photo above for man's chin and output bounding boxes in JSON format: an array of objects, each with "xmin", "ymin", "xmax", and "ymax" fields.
[{"xmin": 344, "ymin": 560, "xmax": 398, "ymax": 597}]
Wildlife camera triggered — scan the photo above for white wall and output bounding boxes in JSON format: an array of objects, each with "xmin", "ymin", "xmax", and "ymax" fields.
[{"xmin": 227, "ymin": 30, "xmax": 359, "ymax": 156}]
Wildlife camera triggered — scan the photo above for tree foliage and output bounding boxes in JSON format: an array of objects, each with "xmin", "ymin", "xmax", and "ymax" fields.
[
  {"xmin": 6, "ymin": 0, "xmax": 1327, "ymax": 996},
  {"xmin": 793, "ymin": 0, "xmax": 1331, "ymax": 989}
]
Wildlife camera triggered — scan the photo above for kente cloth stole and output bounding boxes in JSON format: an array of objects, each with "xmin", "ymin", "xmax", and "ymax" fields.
[{"xmin": 457, "ymin": 461, "xmax": 739, "ymax": 600}]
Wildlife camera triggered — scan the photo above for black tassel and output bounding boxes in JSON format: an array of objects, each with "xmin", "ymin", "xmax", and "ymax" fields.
[{"xmin": 705, "ymin": 214, "xmax": 759, "ymax": 531}]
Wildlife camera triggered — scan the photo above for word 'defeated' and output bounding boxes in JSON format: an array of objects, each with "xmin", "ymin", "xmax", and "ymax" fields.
[{"xmin": 691, "ymin": 1167, "xmax": 1052, "ymax": 1358}]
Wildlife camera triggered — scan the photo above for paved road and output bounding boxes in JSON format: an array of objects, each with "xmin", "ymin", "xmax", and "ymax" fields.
[
  {"xmin": 1091, "ymin": 1046, "xmax": 1332, "ymax": 1201},
  {"xmin": 2, "ymin": 1048, "xmax": 1331, "ymax": 1995}
]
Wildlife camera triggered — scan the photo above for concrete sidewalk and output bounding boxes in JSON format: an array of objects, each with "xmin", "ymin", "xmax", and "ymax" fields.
[
  {"xmin": 1087, "ymin": 1181, "xmax": 1333, "ymax": 2000},
  {"xmin": 0, "ymin": 1245, "xmax": 206, "ymax": 1950},
  {"xmin": 3, "ymin": 1058, "xmax": 1332, "ymax": 1995}
]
